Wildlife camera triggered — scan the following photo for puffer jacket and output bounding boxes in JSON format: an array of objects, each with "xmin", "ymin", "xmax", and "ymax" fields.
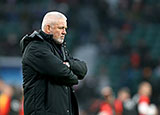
[{"xmin": 20, "ymin": 30, "xmax": 87, "ymax": 115}]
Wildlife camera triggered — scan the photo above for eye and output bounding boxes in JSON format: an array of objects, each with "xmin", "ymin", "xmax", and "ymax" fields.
[
  {"xmin": 58, "ymin": 26, "xmax": 67, "ymax": 30},
  {"xmin": 58, "ymin": 27, "xmax": 64, "ymax": 29}
]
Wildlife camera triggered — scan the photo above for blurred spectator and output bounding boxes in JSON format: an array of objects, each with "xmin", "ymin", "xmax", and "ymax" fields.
[
  {"xmin": 130, "ymin": 49, "xmax": 140, "ymax": 69},
  {"xmin": 98, "ymin": 86, "xmax": 115, "ymax": 115},
  {"xmin": 0, "ymin": 78, "xmax": 24, "ymax": 115},
  {"xmin": 141, "ymin": 67, "xmax": 153, "ymax": 81},
  {"xmin": 9, "ymin": 86, "xmax": 23, "ymax": 115},
  {"xmin": 116, "ymin": 87, "xmax": 139, "ymax": 115},
  {"xmin": 114, "ymin": 87, "xmax": 131, "ymax": 115},
  {"xmin": 132, "ymin": 81, "xmax": 158, "ymax": 115},
  {"xmin": 0, "ymin": 78, "xmax": 13, "ymax": 115}
]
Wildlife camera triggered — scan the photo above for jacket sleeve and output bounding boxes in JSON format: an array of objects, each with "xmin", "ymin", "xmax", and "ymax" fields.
[
  {"xmin": 67, "ymin": 52, "xmax": 87, "ymax": 80},
  {"xmin": 22, "ymin": 41, "xmax": 78, "ymax": 85}
]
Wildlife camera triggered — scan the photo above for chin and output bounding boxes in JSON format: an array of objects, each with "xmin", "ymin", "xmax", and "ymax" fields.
[{"xmin": 55, "ymin": 38, "xmax": 64, "ymax": 44}]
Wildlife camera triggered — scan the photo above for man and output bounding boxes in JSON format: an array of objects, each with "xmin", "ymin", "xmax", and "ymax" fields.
[
  {"xmin": 0, "ymin": 79, "xmax": 13, "ymax": 115},
  {"xmin": 136, "ymin": 82, "xmax": 158, "ymax": 115},
  {"xmin": 98, "ymin": 86, "xmax": 115, "ymax": 115},
  {"xmin": 20, "ymin": 11, "xmax": 87, "ymax": 115}
]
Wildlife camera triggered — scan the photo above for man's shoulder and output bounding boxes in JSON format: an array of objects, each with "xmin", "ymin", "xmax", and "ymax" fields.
[
  {"xmin": 20, "ymin": 30, "xmax": 45, "ymax": 52},
  {"xmin": 28, "ymin": 40, "xmax": 52, "ymax": 51},
  {"xmin": 27, "ymin": 30, "xmax": 51, "ymax": 48}
]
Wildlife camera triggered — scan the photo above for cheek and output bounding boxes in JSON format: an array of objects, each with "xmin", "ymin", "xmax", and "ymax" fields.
[
  {"xmin": 54, "ymin": 32, "xmax": 60, "ymax": 38},
  {"xmin": 51, "ymin": 30, "xmax": 57, "ymax": 36},
  {"xmin": 56, "ymin": 31, "xmax": 62, "ymax": 36}
]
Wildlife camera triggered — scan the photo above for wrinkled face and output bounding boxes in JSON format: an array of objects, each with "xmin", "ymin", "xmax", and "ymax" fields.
[{"xmin": 50, "ymin": 18, "xmax": 67, "ymax": 44}]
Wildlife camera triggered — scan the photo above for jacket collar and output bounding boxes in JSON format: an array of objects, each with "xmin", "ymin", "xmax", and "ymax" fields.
[{"xmin": 39, "ymin": 30, "xmax": 54, "ymax": 43}]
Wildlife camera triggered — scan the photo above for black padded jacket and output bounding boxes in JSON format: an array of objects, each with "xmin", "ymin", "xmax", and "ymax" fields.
[{"xmin": 20, "ymin": 30, "xmax": 87, "ymax": 115}]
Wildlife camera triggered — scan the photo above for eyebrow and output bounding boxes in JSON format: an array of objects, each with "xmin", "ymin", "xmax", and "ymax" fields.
[{"xmin": 58, "ymin": 26, "xmax": 67, "ymax": 29}]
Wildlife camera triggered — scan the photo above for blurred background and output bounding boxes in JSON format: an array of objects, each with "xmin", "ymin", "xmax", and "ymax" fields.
[{"xmin": 0, "ymin": 0, "xmax": 160, "ymax": 114}]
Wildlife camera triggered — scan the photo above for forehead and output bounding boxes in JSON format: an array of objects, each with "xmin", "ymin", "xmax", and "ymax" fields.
[{"xmin": 54, "ymin": 18, "xmax": 67, "ymax": 26}]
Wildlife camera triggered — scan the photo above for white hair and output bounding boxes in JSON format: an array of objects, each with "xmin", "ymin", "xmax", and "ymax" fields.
[{"xmin": 41, "ymin": 11, "xmax": 67, "ymax": 31}]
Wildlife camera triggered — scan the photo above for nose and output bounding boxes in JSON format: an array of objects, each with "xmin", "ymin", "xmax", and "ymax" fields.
[{"xmin": 62, "ymin": 28, "xmax": 67, "ymax": 35}]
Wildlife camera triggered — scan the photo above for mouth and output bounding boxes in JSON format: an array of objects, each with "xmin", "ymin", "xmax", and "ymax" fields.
[{"xmin": 61, "ymin": 36, "xmax": 65, "ymax": 38}]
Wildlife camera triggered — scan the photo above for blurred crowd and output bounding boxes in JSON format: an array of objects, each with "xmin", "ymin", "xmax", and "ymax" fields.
[
  {"xmin": 0, "ymin": 0, "xmax": 160, "ymax": 55},
  {"xmin": 0, "ymin": 0, "xmax": 160, "ymax": 114},
  {"xmin": 76, "ymin": 78, "xmax": 159, "ymax": 115},
  {"xmin": 0, "ymin": 78, "xmax": 23, "ymax": 115}
]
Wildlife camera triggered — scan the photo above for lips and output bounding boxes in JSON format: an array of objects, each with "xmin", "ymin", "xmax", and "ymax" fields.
[{"xmin": 61, "ymin": 36, "xmax": 65, "ymax": 38}]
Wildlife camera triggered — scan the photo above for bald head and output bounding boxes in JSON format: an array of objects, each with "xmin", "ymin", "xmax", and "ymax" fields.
[{"xmin": 41, "ymin": 11, "xmax": 67, "ymax": 32}]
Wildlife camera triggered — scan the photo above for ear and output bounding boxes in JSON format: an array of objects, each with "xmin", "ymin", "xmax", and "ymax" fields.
[{"xmin": 44, "ymin": 25, "xmax": 51, "ymax": 34}]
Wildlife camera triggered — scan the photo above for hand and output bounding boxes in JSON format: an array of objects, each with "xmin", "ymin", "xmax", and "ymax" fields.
[{"xmin": 63, "ymin": 62, "xmax": 70, "ymax": 68}]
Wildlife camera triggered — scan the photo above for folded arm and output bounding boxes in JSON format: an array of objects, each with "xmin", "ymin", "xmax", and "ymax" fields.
[
  {"xmin": 66, "ymin": 52, "xmax": 87, "ymax": 80},
  {"xmin": 22, "ymin": 41, "xmax": 78, "ymax": 85}
]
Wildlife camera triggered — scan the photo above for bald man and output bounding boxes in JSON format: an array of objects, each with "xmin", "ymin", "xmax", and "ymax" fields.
[{"xmin": 20, "ymin": 11, "xmax": 87, "ymax": 115}]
